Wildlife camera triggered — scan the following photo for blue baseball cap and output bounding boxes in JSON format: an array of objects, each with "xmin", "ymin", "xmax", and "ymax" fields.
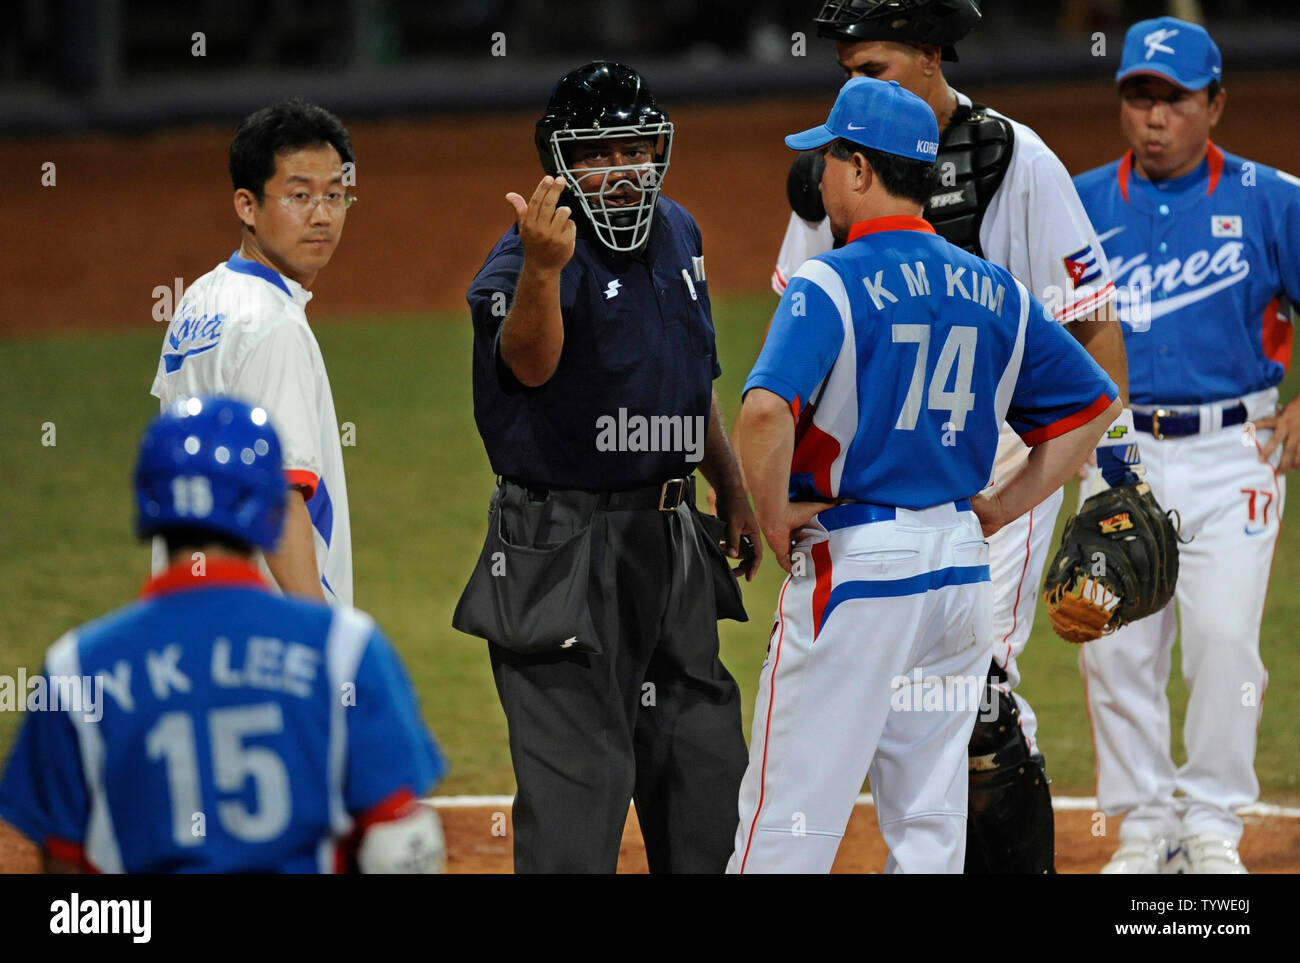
[
  {"xmin": 1116, "ymin": 17, "xmax": 1222, "ymax": 91},
  {"xmin": 785, "ymin": 78, "xmax": 939, "ymax": 163}
]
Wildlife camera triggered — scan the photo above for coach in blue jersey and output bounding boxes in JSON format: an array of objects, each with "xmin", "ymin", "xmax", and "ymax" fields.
[
  {"xmin": 456, "ymin": 62, "xmax": 761, "ymax": 873},
  {"xmin": 1073, "ymin": 18, "xmax": 1300, "ymax": 875},
  {"xmin": 0, "ymin": 398, "xmax": 446, "ymax": 873},
  {"xmin": 729, "ymin": 78, "xmax": 1119, "ymax": 873}
]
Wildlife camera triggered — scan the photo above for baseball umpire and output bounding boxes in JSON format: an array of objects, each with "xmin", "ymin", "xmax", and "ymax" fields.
[
  {"xmin": 1073, "ymin": 17, "xmax": 1300, "ymax": 874},
  {"xmin": 771, "ymin": 0, "xmax": 1138, "ymax": 873},
  {"xmin": 455, "ymin": 61, "xmax": 761, "ymax": 873},
  {"xmin": 730, "ymin": 77, "xmax": 1119, "ymax": 873},
  {"xmin": 0, "ymin": 397, "xmax": 447, "ymax": 873}
]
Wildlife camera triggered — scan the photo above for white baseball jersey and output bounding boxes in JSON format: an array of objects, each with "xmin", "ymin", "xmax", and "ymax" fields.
[
  {"xmin": 150, "ymin": 252, "xmax": 353, "ymax": 607},
  {"xmin": 773, "ymin": 91, "xmax": 1118, "ymax": 483}
]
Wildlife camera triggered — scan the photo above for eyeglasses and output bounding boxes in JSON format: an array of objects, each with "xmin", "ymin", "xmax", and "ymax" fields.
[
  {"xmin": 265, "ymin": 191, "xmax": 358, "ymax": 216},
  {"xmin": 1121, "ymin": 91, "xmax": 1204, "ymax": 115}
]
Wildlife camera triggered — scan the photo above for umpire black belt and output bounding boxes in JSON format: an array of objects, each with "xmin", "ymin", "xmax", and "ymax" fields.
[
  {"xmin": 1134, "ymin": 402, "xmax": 1246, "ymax": 440},
  {"xmin": 502, "ymin": 476, "xmax": 695, "ymax": 512}
]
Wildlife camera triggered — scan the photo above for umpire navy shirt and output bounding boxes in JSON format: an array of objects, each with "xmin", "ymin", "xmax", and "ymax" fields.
[{"xmin": 467, "ymin": 195, "xmax": 720, "ymax": 490}]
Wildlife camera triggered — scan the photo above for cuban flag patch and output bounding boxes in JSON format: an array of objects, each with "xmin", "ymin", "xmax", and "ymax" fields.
[
  {"xmin": 1063, "ymin": 244, "xmax": 1102, "ymax": 287},
  {"xmin": 1212, "ymin": 215, "xmax": 1243, "ymax": 238}
]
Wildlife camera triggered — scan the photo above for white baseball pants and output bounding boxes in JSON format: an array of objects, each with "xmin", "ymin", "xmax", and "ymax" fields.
[
  {"xmin": 728, "ymin": 502, "xmax": 993, "ymax": 874},
  {"xmin": 1080, "ymin": 389, "xmax": 1284, "ymax": 845},
  {"xmin": 986, "ymin": 485, "xmax": 1065, "ymax": 754}
]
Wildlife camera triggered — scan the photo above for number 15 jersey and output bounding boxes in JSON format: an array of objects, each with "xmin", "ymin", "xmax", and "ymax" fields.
[
  {"xmin": 0, "ymin": 561, "xmax": 445, "ymax": 873},
  {"xmin": 745, "ymin": 215, "xmax": 1117, "ymax": 509}
]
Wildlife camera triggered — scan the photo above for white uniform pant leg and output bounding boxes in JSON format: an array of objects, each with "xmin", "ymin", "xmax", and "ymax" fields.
[
  {"xmin": 728, "ymin": 508, "xmax": 992, "ymax": 875},
  {"xmin": 1173, "ymin": 425, "xmax": 1283, "ymax": 843},
  {"xmin": 1079, "ymin": 438, "xmax": 1182, "ymax": 840},
  {"xmin": 986, "ymin": 485, "xmax": 1065, "ymax": 754},
  {"xmin": 870, "ymin": 580, "xmax": 993, "ymax": 874},
  {"xmin": 1080, "ymin": 593, "xmax": 1181, "ymax": 840},
  {"xmin": 728, "ymin": 562, "xmax": 925, "ymax": 873}
]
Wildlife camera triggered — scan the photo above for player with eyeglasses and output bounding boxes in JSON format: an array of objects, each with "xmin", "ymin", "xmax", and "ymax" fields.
[{"xmin": 148, "ymin": 98, "xmax": 361, "ymax": 607}]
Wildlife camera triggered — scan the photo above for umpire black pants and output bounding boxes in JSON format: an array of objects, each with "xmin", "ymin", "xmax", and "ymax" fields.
[{"xmin": 488, "ymin": 480, "xmax": 748, "ymax": 874}]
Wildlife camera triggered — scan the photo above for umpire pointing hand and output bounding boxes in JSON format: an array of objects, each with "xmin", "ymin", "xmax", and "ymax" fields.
[{"xmin": 455, "ymin": 62, "xmax": 760, "ymax": 873}]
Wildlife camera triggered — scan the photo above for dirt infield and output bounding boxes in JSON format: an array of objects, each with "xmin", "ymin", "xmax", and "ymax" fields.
[
  {"xmin": 3, "ymin": 804, "xmax": 1297, "ymax": 873},
  {"xmin": 3, "ymin": 72, "xmax": 1298, "ymax": 333}
]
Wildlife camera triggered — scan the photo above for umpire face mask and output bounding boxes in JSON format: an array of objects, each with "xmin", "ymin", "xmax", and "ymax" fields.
[{"xmin": 549, "ymin": 126, "xmax": 672, "ymax": 253}]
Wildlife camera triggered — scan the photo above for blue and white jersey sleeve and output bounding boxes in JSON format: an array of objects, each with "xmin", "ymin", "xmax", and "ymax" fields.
[
  {"xmin": 1005, "ymin": 291, "xmax": 1118, "ymax": 445},
  {"xmin": 0, "ymin": 648, "xmax": 91, "ymax": 857},
  {"xmin": 344, "ymin": 627, "xmax": 447, "ymax": 816},
  {"xmin": 744, "ymin": 261, "xmax": 848, "ymax": 411}
]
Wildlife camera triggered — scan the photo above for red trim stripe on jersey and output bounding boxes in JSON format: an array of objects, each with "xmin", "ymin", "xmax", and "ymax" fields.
[
  {"xmin": 139, "ymin": 559, "xmax": 270, "ymax": 598},
  {"xmin": 773, "ymin": 266, "xmax": 788, "ymax": 293},
  {"xmin": 811, "ymin": 540, "xmax": 834, "ymax": 640},
  {"xmin": 354, "ymin": 787, "xmax": 420, "ymax": 831},
  {"xmin": 1206, "ymin": 141, "xmax": 1225, "ymax": 195},
  {"xmin": 740, "ymin": 575, "xmax": 795, "ymax": 873},
  {"xmin": 286, "ymin": 469, "xmax": 320, "ymax": 499},
  {"xmin": 1058, "ymin": 281, "xmax": 1117, "ymax": 323},
  {"xmin": 1117, "ymin": 141, "xmax": 1225, "ymax": 202},
  {"xmin": 1117, "ymin": 152, "xmax": 1134, "ymax": 203},
  {"xmin": 790, "ymin": 410, "xmax": 842, "ymax": 498},
  {"xmin": 847, "ymin": 215, "xmax": 937, "ymax": 243},
  {"xmin": 1020, "ymin": 392, "xmax": 1114, "ymax": 447},
  {"xmin": 1261, "ymin": 296, "xmax": 1293, "ymax": 371},
  {"xmin": 45, "ymin": 836, "xmax": 98, "ymax": 872}
]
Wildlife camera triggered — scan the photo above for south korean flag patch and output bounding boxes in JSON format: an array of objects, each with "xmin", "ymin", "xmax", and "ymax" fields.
[{"xmin": 1212, "ymin": 215, "xmax": 1243, "ymax": 238}]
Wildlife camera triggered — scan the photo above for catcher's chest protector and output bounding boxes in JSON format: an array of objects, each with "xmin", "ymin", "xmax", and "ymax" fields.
[{"xmin": 924, "ymin": 104, "xmax": 1015, "ymax": 258}]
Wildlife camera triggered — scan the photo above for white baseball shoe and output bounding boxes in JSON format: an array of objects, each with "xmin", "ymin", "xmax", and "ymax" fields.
[
  {"xmin": 1184, "ymin": 834, "xmax": 1249, "ymax": 874},
  {"xmin": 1100, "ymin": 836, "xmax": 1186, "ymax": 874}
]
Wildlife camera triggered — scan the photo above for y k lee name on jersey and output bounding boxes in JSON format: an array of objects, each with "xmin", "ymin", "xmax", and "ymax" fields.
[
  {"xmin": 746, "ymin": 216, "xmax": 1117, "ymax": 510},
  {"xmin": 0, "ymin": 563, "xmax": 444, "ymax": 873}
]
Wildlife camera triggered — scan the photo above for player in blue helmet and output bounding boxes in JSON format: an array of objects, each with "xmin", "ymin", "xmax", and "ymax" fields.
[
  {"xmin": 135, "ymin": 396, "xmax": 288, "ymax": 552},
  {"xmin": 0, "ymin": 396, "xmax": 448, "ymax": 874}
]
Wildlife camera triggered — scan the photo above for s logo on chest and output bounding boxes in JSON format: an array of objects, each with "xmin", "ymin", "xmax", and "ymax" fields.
[{"xmin": 603, "ymin": 279, "xmax": 622, "ymax": 300}]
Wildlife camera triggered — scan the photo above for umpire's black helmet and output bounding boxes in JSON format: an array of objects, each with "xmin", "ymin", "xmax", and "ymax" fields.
[
  {"xmin": 814, "ymin": 0, "xmax": 982, "ymax": 62},
  {"xmin": 534, "ymin": 62, "xmax": 673, "ymax": 254}
]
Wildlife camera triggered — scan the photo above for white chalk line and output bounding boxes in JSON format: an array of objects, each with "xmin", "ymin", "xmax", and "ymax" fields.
[{"xmin": 426, "ymin": 794, "xmax": 1300, "ymax": 819}]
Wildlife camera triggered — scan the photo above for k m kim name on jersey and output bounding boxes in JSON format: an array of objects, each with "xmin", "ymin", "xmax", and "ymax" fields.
[{"xmin": 860, "ymin": 259, "xmax": 1007, "ymax": 318}]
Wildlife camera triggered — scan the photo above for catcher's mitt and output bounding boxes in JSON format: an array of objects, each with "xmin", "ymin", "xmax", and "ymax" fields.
[{"xmin": 1042, "ymin": 482, "xmax": 1181, "ymax": 643}]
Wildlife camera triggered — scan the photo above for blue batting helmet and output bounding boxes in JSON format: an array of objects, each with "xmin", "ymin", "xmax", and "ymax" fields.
[{"xmin": 134, "ymin": 396, "xmax": 287, "ymax": 550}]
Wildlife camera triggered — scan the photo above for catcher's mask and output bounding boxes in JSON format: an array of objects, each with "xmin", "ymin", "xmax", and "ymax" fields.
[
  {"xmin": 535, "ymin": 61, "xmax": 672, "ymax": 255},
  {"xmin": 814, "ymin": 0, "xmax": 982, "ymax": 62}
]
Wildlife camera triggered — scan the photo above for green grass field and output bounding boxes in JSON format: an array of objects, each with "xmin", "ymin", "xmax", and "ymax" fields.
[{"xmin": 1, "ymin": 297, "xmax": 1297, "ymax": 801}]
